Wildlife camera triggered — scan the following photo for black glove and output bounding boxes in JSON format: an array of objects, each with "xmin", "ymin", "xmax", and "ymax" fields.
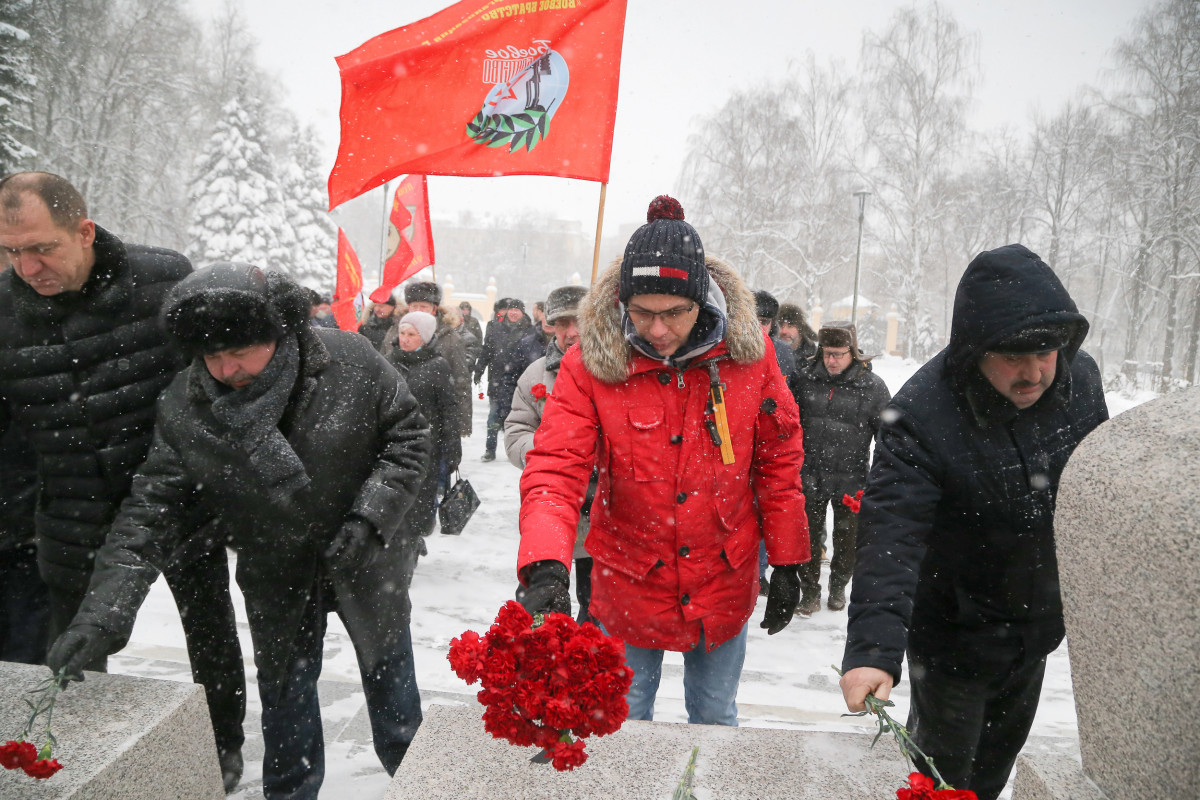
[
  {"xmin": 325, "ymin": 517, "xmax": 379, "ymax": 572},
  {"xmin": 516, "ymin": 560, "xmax": 571, "ymax": 616},
  {"xmin": 759, "ymin": 564, "xmax": 800, "ymax": 635},
  {"xmin": 47, "ymin": 624, "xmax": 124, "ymax": 682}
]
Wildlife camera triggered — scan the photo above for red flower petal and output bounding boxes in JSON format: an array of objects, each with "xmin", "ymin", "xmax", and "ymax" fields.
[
  {"xmin": 0, "ymin": 740, "xmax": 37, "ymax": 770},
  {"xmin": 22, "ymin": 758, "xmax": 63, "ymax": 779}
]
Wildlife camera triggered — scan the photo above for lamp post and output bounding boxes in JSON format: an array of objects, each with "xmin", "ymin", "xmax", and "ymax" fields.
[{"xmin": 850, "ymin": 189, "xmax": 870, "ymax": 327}]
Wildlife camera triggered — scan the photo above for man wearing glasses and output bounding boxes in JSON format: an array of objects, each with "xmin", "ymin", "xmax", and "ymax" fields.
[
  {"xmin": 789, "ymin": 322, "xmax": 890, "ymax": 616},
  {"xmin": 515, "ymin": 195, "xmax": 808, "ymax": 725}
]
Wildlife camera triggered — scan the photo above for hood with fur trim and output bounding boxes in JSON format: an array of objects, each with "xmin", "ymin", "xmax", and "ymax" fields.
[{"xmin": 579, "ymin": 255, "xmax": 764, "ymax": 384}]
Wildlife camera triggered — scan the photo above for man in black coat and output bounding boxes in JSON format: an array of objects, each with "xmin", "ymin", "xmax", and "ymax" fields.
[
  {"xmin": 754, "ymin": 289, "xmax": 796, "ymax": 380},
  {"xmin": 48, "ymin": 263, "xmax": 432, "ymax": 800},
  {"xmin": 0, "ymin": 172, "xmax": 245, "ymax": 789},
  {"xmin": 839, "ymin": 244, "xmax": 1109, "ymax": 800},
  {"xmin": 790, "ymin": 322, "xmax": 890, "ymax": 615},
  {"xmin": 474, "ymin": 297, "xmax": 531, "ymax": 461}
]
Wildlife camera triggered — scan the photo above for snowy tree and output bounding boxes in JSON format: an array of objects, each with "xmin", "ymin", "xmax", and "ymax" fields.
[
  {"xmin": 680, "ymin": 53, "xmax": 857, "ymax": 305},
  {"xmin": 857, "ymin": 2, "xmax": 978, "ymax": 357},
  {"xmin": 0, "ymin": 0, "xmax": 36, "ymax": 172},
  {"xmin": 187, "ymin": 92, "xmax": 292, "ymax": 270},
  {"xmin": 279, "ymin": 125, "xmax": 336, "ymax": 292}
]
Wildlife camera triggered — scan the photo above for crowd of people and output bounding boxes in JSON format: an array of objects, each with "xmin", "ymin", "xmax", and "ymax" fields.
[{"xmin": 0, "ymin": 172, "xmax": 1108, "ymax": 800}]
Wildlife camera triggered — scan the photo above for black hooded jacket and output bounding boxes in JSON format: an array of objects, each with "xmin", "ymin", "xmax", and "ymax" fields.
[
  {"xmin": 842, "ymin": 244, "xmax": 1108, "ymax": 681},
  {"xmin": 0, "ymin": 227, "xmax": 190, "ymax": 591}
]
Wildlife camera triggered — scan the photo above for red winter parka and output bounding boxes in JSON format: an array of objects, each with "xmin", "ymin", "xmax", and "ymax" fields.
[{"xmin": 518, "ymin": 257, "xmax": 809, "ymax": 652}]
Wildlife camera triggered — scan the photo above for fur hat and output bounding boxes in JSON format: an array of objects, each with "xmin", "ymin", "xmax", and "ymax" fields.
[
  {"xmin": 754, "ymin": 290, "xmax": 780, "ymax": 320},
  {"xmin": 397, "ymin": 311, "xmax": 437, "ymax": 345},
  {"xmin": 544, "ymin": 285, "xmax": 588, "ymax": 323},
  {"xmin": 404, "ymin": 281, "xmax": 442, "ymax": 306},
  {"xmin": 619, "ymin": 195, "xmax": 707, "ymax": 304},
  {"xmin": 162, "ymin": 263, "xmax": 311, "ymax": 357},
  {"xmin": 504, "ymin": 297, "xmax": 526, "ymax": 313},
  {"xmin": 817, "ymin": 322, "xmax": 868, "ymax": 361}
]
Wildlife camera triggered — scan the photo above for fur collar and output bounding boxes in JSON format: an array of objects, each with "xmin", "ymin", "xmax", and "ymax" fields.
[{"xmin": 579, "ymin": 256, "xmax": 764, "ymax": 384}]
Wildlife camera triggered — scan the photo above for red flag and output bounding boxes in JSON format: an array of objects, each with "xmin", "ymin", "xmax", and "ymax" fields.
[
  {"xmin": 334, "ymin": 228, "xmax": 364, "ymax": 330},
  {"xmin": 372, "ymin": 175, "xmax": 435, "ymax": 303},
  {"xmin": 329, "ymin": 0, "xmax": 628, "ymax": 209}
]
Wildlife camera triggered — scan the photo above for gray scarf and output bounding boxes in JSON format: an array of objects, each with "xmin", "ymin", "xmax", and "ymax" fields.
[{"xmin": 199, "ymin": 333, "xmax": 310, "ymax": 497}]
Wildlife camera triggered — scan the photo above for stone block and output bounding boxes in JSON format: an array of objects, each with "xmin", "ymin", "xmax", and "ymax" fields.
[
  {"xmin": 0, "ymin": 661, "xmax": 224, "ymax": 799},
  {"xmin": 387, "ymin": 703, "xmax": 913, "ymax": 799},
  {"xmin": 1049, "ymin": 387, "xmax": 1200, "ymax": 797}
]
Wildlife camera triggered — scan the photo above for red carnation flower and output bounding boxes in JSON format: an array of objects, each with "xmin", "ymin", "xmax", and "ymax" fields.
[
  {"xmin": 896, "ymin": 772, "xmax": 977, "ymax": 799},
  {"xmin": 842, "ymin": 490, "xmax": 863, "ymax": 514},
  {"xmin": 22, "ymin": 758, "xmax": 63, "ymax": 780},
  {"xmin": 447, "ymin": 631, "xmax": 487, "ymax": 684},
  {"xmin": 450, "ymin": 602, "xmax": 633, "ymax": 771},
  {"xmin": 478, "ymin": 392, "xmax": 484, "ymax": 399},
  {"xmin": 548, "ymin": 737, "xmax": 587, "ymax": 771},
  {"xmin": 530, "ymin": 383, "xmax": 548, "ymax": 401},
  {"xmin": 0, "ymin": 740, "xmax": 37, "ymax": 770}
]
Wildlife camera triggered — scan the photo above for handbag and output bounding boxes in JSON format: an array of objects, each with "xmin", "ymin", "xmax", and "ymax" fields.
[{"xmin": 438, "ymin": 471, "xmax": 480, "ymax": 535}]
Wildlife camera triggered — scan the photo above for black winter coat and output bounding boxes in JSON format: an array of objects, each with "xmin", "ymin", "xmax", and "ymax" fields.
[
  {"xmin": 358, "ymin": 314, "xmax": 394, "ymax": 350},
  {"xmin": 790, "ymin": 358, "xmax": 890, "ymax": 496},
  {"xmin": 770, "ymin": 334, "xmax": 796, "ymax": 380},
  {"xmin": 0, "ymin": 227, "xmax": 189, "ymax": 591},
  {"xmin": 388, "ymin": 343, "xmax": 463, "ymax": 535},
  {"xmin": 0, "ymin": 426, "xmax": 37, "ymax": 553},
  {"xmin": 474, "ymin": 318, "xmax": 532, "ymax": 400},
  {"xmin": 75, "ymin": 326, "xmax": 431, "ymax": 688},
  {"xmin": 842, "ymin": 244, "xmax": 1108, "ymax": 682}
]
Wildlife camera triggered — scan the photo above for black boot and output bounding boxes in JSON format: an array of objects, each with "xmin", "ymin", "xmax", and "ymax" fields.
[
  {"xmin": 827, "ymin": 586, "xmax": 846, "ymax": 611},
  {"xmin": 218, "ymin": 747, "xmax": 243, "ymax": 794}
]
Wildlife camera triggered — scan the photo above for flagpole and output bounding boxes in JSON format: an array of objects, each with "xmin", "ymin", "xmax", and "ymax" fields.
[
  {"xmin": 590, "ymin": 183, "xmax": 607, "ymax": 285},
  {"xmin": 379, "ymin": 179, "xmax": 391, "ymax": 294}
]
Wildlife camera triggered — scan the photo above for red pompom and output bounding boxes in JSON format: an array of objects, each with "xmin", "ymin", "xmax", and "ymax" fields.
[{"xmin": 646, "ymin": 195, "xmax": 684, "ymax": 223}]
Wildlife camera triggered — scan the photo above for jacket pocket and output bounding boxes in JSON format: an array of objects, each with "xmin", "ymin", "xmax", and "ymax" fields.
[{"xmin": 627, "ymin": 405, "xmax": 671, "ymax": 482}]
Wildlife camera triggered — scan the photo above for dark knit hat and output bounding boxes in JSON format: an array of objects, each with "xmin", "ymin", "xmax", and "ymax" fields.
[
  {"xmin": 754, "ymin": 290, "xmax": 780, "ymax": 320},
  {"xmin": 404, "ymin": 280, "xmax": 442, "ymax": 306},
  {"xmin": 545, "ymin": 285, "xmax": 588, "ymax": 323},
  {"xmin": 162, "ymin": 263, "xmax": 311, "ymax": 357},
  {"xmin": 505, "ymin": 297, "xmax": 526, "ymax": 312},
  {"xmin": 991, "ymin": 323, "xmax": 1074, "ymax": 355},
  {"xmin": 619, "ymin": 195, "xmax": 707, "ymax": 304}
]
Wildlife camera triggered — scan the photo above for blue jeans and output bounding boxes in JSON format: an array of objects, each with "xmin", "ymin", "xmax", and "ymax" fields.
[
  {"xmin": 619, "ymin": 624, "xmax": 748, "ymax": 726},
  {"xmin": 485, "ymin": 398, "xmax": 511, "ymax": 455},
  {"xmin": 259, "ymin": 585, "xmax": 422, "ymax": 799}
]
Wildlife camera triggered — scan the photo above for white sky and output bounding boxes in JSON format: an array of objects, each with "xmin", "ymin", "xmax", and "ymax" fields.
[{"xmin": 186, "ymin": 0, "xmax": 1152, "ymax": 251}]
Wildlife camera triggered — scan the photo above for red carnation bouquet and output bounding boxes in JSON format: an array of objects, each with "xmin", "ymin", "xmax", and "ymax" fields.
[
  {"xmin": 448, "ymin": 601, "xmax": 634, "ymax": 771},
  {"xmin": 842, "ymin": 490, "xmax": 864, "ymax": 513},
  {"xmin": 1, "ymin": 670, "xmax": 68, "ymax": 780}
]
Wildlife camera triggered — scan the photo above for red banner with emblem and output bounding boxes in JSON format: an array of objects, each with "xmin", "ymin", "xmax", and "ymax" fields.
[
  {"xmin": 373, "ymin": 175, "xmax": 435, "ymax": 303},
  {"xmin": 334, "ymin": 228, "xmax": 364, "ymax": 330},
  {"xmin": 328, "ymin": 0, "xmax": 628, "ymax": 209}
]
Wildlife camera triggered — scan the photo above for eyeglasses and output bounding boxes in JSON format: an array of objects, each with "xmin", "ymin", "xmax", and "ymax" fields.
[
  {"xmin": 824, "ymin": 348, "xmax": 851, "ymax": 359},
  {"xmin": 627, "ymin": 303, "xmax": 696, "ymax": 327}
]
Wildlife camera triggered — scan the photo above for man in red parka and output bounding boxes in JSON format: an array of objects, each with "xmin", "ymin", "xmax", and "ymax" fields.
[{"xmin": 516, "ymin": 195, "xmax": 809, "ymax": 726}]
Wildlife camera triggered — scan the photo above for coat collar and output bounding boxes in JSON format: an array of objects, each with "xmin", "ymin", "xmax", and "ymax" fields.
[{"xmin": 11, "ymin": 225, "xmax": 132, "ymax": 326}]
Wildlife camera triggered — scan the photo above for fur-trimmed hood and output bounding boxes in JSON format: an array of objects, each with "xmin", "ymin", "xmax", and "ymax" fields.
[{"xmin": 579, "ymin": 255, "xmax": 765, "ymax": 384}]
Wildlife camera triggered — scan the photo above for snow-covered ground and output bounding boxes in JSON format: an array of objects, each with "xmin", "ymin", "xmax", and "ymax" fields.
[{"xmin": 109, "ymin": 354, "xmax": 1154, "ymax": 798}]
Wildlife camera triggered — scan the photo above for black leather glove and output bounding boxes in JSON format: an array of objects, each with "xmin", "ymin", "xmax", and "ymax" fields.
[
  {"xmin": 325, "ymin": 517, "xmax": 379, "ymax": 572},
  {"xmin": 516, "ymin": 559, "xmax": 571, "ymax": 616},
  {"xmin": 759, "ymin": 564, "xmax": 800, "ymax": 635},
  {"xmin": 47, "ymin": 624, "xmax": 124, "ymax": 682}
]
